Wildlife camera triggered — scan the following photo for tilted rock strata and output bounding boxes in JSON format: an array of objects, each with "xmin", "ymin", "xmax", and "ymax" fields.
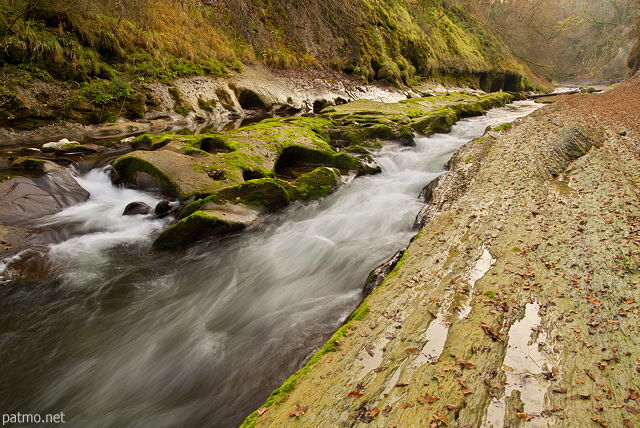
[{"xmin": 244, "ymin": 79, "xmax": 640, "ymax": 427}]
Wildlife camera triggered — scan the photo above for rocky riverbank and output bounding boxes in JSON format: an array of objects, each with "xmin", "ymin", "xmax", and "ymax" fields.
[{"xmin": 243, "ymin": 77, "xmax": 640, "ymax": 427}]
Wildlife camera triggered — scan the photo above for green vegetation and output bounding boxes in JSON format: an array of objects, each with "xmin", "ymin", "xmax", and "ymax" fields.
[{"xmin": 0, "ymin": 0, "xmax": 545, "ymax": 129}]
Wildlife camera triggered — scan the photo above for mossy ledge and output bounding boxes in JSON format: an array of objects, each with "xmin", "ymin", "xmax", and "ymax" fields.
[
  {"xmin": 153, "ymin": 167, "xmax": 340, "ymax": 249},
  {"xmin": 324, "ymin": 91, "xmax": 516, "ymax": 147}
]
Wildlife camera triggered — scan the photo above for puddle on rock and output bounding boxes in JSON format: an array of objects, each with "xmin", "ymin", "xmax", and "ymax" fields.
[
  {"xmin": 484, "ymin": 301, "xmax": 557, "ymax": 427},
  {"xmin": 416, "ymin": 247, "xmax": 494, "ymax": 364}
]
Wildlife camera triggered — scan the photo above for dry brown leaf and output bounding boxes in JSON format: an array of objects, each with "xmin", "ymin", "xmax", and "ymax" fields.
[
  {"xmin": 406, "ymin": 348, "xmax": 420, "ymax": 355},
  {"xmin": 398, "ymin": 402, "xmax": 415, "ymax": 409},
  {"xmin": 626, "ymin": 389, "xmax": 640, "ymax": 402},
  {"xmin": 457, "ymin": 378, "xmax": 470, "ymax": 389},
  {"xmin": 480, "ymin": 323, "xmax": 504, "ymax": 341},
  {"xmin": 257, "ymin": 407, "xmax": 268, "ymax": 417},
  {"xmin": 365, "ymin": 407, "xmax": 379, "ymax": 419},
  {"xmin": 416, "ymin": 393, "xmax": 440, "ymax": 404},
  {"xmin": 623, "ymin": 419, "xmax": 635, "ymax": 428},
  {"xmin": 435, "ymin": 411, "xmax": 450, "ymax": 426},
  {"xmin": 591, "ymin": 416, "xmax": 608, "ymax": 427},
  {"xmin": 516, "ymin": 412, "xmax": 529, "ymax": 419},
  {"xmin": 289, "ymin": 404, "xmax": 309, "ymax": 418}
]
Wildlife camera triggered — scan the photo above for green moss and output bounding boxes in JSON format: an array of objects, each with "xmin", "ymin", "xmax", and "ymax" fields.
[
  {"xmin": 216, "ymin": 178, "xmax": 294, "ymax": 210},
  {"xmin": 153, "ymin": 211, "xmax": 243, "ymax": 249},
  {"xmin": 9, "ymin": 158, "xmax": 46, "ymax": 170},
  {"xmin": 168, "ymin": 87, "xmax": 191, "ymax": 116},
  {"xmin": 483, "ymin": 291, "xmax": 496, "ymax": 299},
  {"xmin": 112, "ymin": 155, "xmax": 180, "ymax": 197},
  {"xmin": 494, "ymin": 123, "xmax": 512, "ymax": 131},
  {"xmin": 291, "ymin": 167, "xmax": 339, "ymax": 201}
]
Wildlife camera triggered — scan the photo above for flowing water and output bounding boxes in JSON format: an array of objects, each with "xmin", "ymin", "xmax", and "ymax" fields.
[{"xmin": 0, "ymin": 101, "xmax": 539, "ymax": 427}]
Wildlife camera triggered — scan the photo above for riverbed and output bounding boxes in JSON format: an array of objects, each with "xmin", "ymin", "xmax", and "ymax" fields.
[{"xmin": 0, "ymin": 101, "xmax": 539, "ymax": 427}]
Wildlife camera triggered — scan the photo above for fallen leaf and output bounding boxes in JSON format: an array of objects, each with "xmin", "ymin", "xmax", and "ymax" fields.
[
  {"xmin": 462, "ymin": 389, "xmax": 474, "ymax": 395},
  {"xmin": 575, "ymin": 378, "xmax": 586, "ymax": 384},
  {"xmin": 257, "ymin": 407, "xmax": 268, "ymax": 417},
  {"xmin": 405, "ymin": 348, "xmax": 420, "ymax": 355},
  {"xmin": 446, "ymin": 404, "xmax": 458, "ymax": 411},
  {"xmin": 591, "ymin": 416, "xmax": 608, "ymax": 427},
  {"xmin": 626, "ymin": 389, "xmax": 640, "ymax": 402},
  {"xmin": 457, "ymin": 378, "xmax": 470, "ymax": 389},
  {"xmin": 289, "ymin": 404, "xmax": 309, "ymax": 418},
  {"xmin": 503, "ymin": 364, "xmax": 514, "ymax": 372},
  {"xmin": 395, "ymin": 382, "xmax": 410, "ymax": 387},
  {"xmin": 480, "ymin": 323, "xmax": 504, "ymax": 341},
  {"xmin": 365, "ymin": 407, "xmax": 379, "ymax": 419},
  {"xmin": 398, "ymin": 402, "xmax": 415, "ymax": 409},
  {"xmin": 553, "ymin": 387, "xmax": 568, "ymax": 393},
  {"xmin": 435, "ymin": 410, "xmax": 450, "ymax": 426},
  {"xmin": 382, "ymin": 405, "xmax": 392, "ymax": 417},
  {"xmin": 610, "ymin": 403, "xmax": 625, "ymax": 409},
  {"xmin": 516, "ymin": 412, "xmax": 529, "ymax": 419},
  {"xmin": 416, "ymin": 393, "xmax": 440, "ymax": 404},
  {"xmin": 623, "ymin": 419, "xmax": 634, "ymax": 428},
  {"xmin": 626, "ymin": 405, "xmax": 640, "ymax": 415}
]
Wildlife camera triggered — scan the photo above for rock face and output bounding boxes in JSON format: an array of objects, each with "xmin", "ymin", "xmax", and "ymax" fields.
[
  {"xmin": 243, "ymin": 79, "xmax": 640, "ymax": 427},
  {"xmin": 122, "ymin": 202, "xmax": 152, "ymax": 216},
  {"xmin": 0, "ymin": 160, "xmax": 89, "ymax": 225}
]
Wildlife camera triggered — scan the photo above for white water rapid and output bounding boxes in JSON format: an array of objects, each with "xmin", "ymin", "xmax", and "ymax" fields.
[{"xmin": 0, "ymin": 101, "xmax": 540, "ymax": 427}]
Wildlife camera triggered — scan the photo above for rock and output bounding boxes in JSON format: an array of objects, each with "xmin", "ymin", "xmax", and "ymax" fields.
[
  {"xmin": 42, "ymin": 138, "xmax": 76, "ymax": 152},
  {"xmin": 122, "ymin": 201, "xmax": 152, "ymax": 216},
  {"xmin": 418, "ymin": 175, "xmax": 441, "ymax": 203},
  {"xmin": 154, "ymin": 200, "xmax": 174, "ymax": 217},
  {"xmin": 362, "ymin": 250, "xmax": 405, "ymax": 296},
  {"xmin": 0, "ymin": 161, "xmax": 89, "ymax": 225}
]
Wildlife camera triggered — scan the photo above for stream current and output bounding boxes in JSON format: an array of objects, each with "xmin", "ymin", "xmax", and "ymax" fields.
[{"xmin": 0, "ymin": 101, "xmax": 539, "ymax": 427}]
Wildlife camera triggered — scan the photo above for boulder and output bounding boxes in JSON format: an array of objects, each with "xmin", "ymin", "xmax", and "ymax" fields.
[
  {"xmin": 0, "ymin": 161, "xmax": 89, "ymax": 225},
  {"xmin": 154, "ymin": 200, "xmax": 175, "ymax": 217},
  {"xmin": 122, "ymin": 201, "xmax": 152, "ymax": 216}
]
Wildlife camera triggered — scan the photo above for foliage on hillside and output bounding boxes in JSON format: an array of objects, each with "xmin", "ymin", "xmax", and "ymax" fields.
[
  {"xmin": 0, "ymin": 0, "xmax": 546, "ymax": 130},
  {"xmin": 0, "ymin": 0, "xmax": 537, "ymax": 86}
]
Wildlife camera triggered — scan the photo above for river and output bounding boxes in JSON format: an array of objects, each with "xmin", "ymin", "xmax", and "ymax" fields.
[{"xmin": 0, "ymin": 101, "xmax": 539, "ymax": 427}]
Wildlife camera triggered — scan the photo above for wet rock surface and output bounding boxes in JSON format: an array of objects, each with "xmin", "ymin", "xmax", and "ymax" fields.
[
  {"xmin": 244, "ymin": 78, "xmax": 640, "ymax": 427},
  {"xmin": 0, "ymin": 161, "xmax": 89, "ymax": 225}
]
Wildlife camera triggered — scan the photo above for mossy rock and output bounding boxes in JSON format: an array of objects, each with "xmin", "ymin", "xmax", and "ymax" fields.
[
  {"xmin": 216, "ymin": 178, "xmax": 294, "ymax": 211},
  {"xmin": 291, "ymin": 167, "xmax": 340, "ymax": 201},
  {"xmin": 153, "ymin": 210, "xmax": 245, "ymax": 249}
]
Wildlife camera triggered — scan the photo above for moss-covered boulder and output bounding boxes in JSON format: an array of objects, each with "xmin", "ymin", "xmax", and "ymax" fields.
[
  {"xmin": 291, "ymin": 167, "xmax": 340, "ymax": 201},
  {"xmin": 152, "ymin": 209, "xmax": 248, "ymax": 249},
  {"xmin": 154, "ymin": 166, "xmax": 341, "ymax": 248},
  {"xmin": 112, "ymin": 117, "xmax": 372, "ymax": 200},
  {"xmin": 324, "ymin": 91, "xmax": 515, "ymax": 143}
]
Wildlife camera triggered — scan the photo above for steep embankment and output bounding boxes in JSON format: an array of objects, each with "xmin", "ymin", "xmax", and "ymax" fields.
[
  {"xmin": 0, "ymin": 0, "xmax": 543, "ymax": 132},
  {"xmin": 244, "ymin": 79, "xmax": 640, "ymax": 426}
]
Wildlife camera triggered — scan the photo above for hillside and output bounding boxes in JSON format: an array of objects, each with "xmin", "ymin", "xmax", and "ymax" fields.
[{"xmin": 0, "ymin": 0, "xmax": 542, "ymax": 131}]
